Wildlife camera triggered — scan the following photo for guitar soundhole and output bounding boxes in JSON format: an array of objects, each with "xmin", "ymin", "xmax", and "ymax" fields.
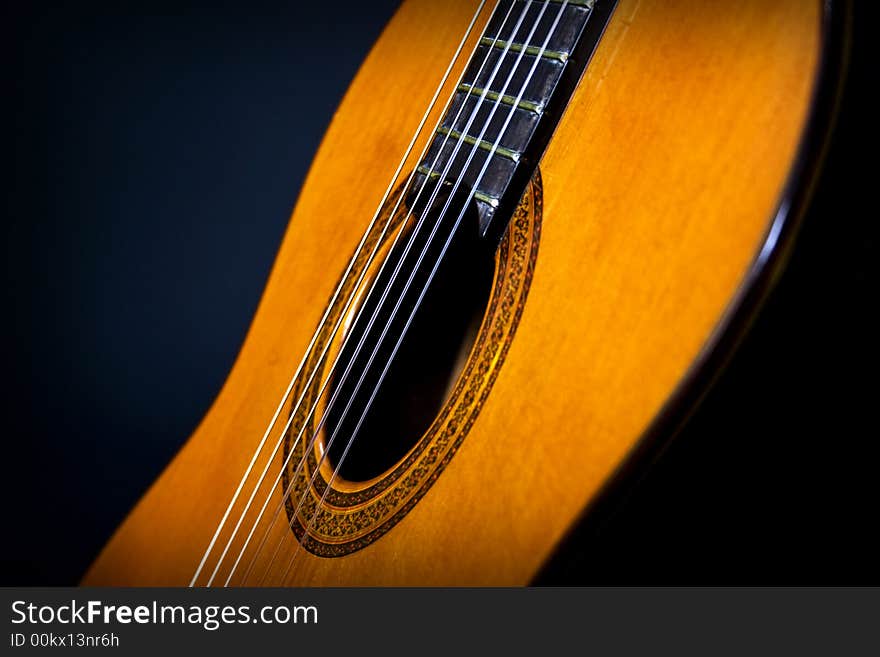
[{"xmin": 323, "ymin": 199, "xmax": 495, "ymax": 483}]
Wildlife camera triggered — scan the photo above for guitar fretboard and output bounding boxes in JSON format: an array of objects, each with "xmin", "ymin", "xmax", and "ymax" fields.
[{"xmin": 415, "ymin": 0, "xmax": 607, "ymax": 237}]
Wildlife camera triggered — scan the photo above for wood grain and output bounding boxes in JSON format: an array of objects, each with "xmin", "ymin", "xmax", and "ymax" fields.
[{"xmin": 83, "ymin": 0, "xmax": 821, "ymax": 586}]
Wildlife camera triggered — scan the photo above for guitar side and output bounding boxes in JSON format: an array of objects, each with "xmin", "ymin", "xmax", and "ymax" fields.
[{"xmin": 84, "ymin": 0, "xmax": 824, "ymax": 586}]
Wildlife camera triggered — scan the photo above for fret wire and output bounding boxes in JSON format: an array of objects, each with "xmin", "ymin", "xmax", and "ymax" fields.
[
  {"xmin": 417, "ymin": 164, "xmax": 500, "ymax": 208},
  {"xmin": 436, "ymin": 125, "xmax": 522, "ymax": 162},
  {"xmin": 457, "ymin": 82, "xmax": 545, "ymax": 114},
  {"xmin": 550, "ymin": 0, "xmax": 594, "ymax": 7},
  {"xmin": 479, "ymin": 36, "xmax": 569, "ymax": 62}
]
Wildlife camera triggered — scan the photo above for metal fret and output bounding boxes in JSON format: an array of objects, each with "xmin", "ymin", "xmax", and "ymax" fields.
[
  {"xmin": 478, "ymin": 36, "xmax": 569, "ymax": 63},
  {"xmin": 549, "ymin": 0, "xmax": 595, "ymax": 7},
  {"xmin": 436, "ymin": 126, "xmax": 521, "ymax": 163},
  {"xmin": 417, "ymin": 165, "xmax": 500, "ymax": 208},
  {"xmin": 457, "ymin": 83, "xmax": 544, "ymax": 114}
]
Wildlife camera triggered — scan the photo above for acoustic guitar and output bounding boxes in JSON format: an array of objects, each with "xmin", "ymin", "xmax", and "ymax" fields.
[{"xmin": 84, "ymin": 0, "xmax": 846, "ymax": 586}]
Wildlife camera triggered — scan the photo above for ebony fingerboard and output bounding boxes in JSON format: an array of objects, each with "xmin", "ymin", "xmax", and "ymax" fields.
[{"xmin": 414, "ymin": 0, "xmax": 616, "ymax": 241}]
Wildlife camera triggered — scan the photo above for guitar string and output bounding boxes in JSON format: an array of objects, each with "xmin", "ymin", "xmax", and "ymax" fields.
[
  {"xmin": 279, "ymin": 0, "xmax": 569, "ymax": 585},
  {"xmin": 202, "ymin": 1, "xmax": 501, "ymax": 589},
  {"xmin": 223, "ymin": 0, "xmax": 518, "ymax": 587},
  {"xmin": 229, "ymin": 0, "xmax": 531, "ymax": 587},
  {"xmin": 197, "ymin": 3, "xmax": 508, "ymax": 586},
  {"xmin": 241, "ymin": 0, "xmax": 530, "ymax": 585},
  {"xmin": 279, "ymin": 0, "xmax": 568, "ymax": 585},
  {"xmin": 189, "ymin": 0, "xmax": 490, "ymax": 587},
  {"xmin": 200, "ymin": 1, "xmax": 497, "ymax": 587}
]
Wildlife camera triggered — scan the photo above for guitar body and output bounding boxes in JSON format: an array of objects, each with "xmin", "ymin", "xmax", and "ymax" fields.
[{"xmin": 85, "ymin": 0, "xmax": 832, "ymax": 585}]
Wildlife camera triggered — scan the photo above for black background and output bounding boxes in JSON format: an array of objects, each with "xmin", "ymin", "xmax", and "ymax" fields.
[{"xmin": 2, "ymin": 1, "xmax": 876, "ymax": 585}]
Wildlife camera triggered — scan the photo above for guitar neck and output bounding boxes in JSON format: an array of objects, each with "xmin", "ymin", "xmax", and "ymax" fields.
[{"xmin": 414, "ymin": 0, "xmax": 616, "ymax": 243}]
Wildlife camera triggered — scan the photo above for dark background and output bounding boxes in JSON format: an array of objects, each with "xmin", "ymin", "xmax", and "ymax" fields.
[{"xmin": 2, "ymin": 1, "xmax": 876, "ymax": 585}]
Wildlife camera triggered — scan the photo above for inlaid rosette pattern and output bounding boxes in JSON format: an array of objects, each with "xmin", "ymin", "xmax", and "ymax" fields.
[{"xmin": 282, "ymin": 171, "xmax": 543, "ymax": 557}]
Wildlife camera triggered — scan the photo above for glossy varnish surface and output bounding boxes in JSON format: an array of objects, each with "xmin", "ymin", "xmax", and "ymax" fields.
[{"xmin": 84, "ymin": 0, "xmax": 821, "ymax": 585}]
